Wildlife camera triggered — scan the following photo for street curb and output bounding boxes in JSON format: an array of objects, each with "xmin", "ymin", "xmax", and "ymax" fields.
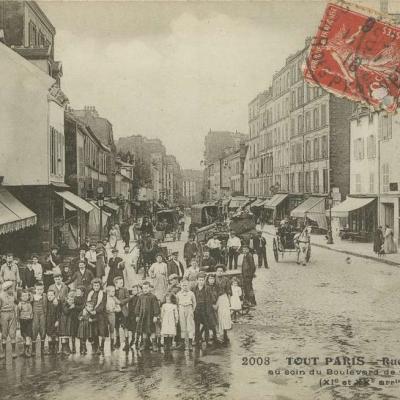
[
  {"xmin": 311, "ymin": 243, "xmax": 400, "ymax": 267},
  {"xmin": 262, "ymin": 228, "xmax": 400, "ymax": 267}
]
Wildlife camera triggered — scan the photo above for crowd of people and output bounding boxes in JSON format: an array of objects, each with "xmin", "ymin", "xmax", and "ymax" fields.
[{"xmin": 0, "ymin": 216, "xmax": 265, "ymax": 361}]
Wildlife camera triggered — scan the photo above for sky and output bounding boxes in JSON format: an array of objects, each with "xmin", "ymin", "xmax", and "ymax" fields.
[{"xmin": 38, "ymin": 0, "xmax": 386, "ymax": 169}]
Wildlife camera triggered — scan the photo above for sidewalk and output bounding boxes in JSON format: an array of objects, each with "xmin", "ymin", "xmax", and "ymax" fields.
[{"xmin": 260, "ymin": 224, "xmax": 400, "ymax": 267}]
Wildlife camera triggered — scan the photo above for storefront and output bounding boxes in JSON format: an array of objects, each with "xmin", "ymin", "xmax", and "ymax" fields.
[
  {"xmin": 290, "ymin": 196, "xmax": 327, "ymax": 230},
  {"xmin": 330, "ymin": 196, "xmax": 377, "ymax": 241}
]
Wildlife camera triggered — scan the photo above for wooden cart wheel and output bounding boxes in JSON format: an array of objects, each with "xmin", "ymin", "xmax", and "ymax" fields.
[
  {"xmin": 273, "ymin": 238, "xmax": 279, "ymax": 262},
  {"xmin": 306, "ymin": 245, "xmax": 311, "ymax": 262}
]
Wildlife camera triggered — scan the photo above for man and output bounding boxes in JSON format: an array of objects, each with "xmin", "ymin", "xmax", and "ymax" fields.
[
  {"xmin": 72, "ymin": 248, "xmax": 88, "ymax": 273},
  {"xmin": 85, "ymin": 243, "xmax": 97, "ymax": 275},
  {"xmin": 241, "ymin": 245, "xmax": 256, "ymax": 307},
  {"xmin": 206, "ymin": 234, "xmax": 221, "ymax": 264},
  {"xmin": 140, "ymin": 216, "xmax": 154, "ymax": 238},
  {"xmin": 167, "ymin": 251, "xmax": 185, "ymax": 278},
  {"xmin": 227, "ymin": 232, "xmax": 241, "ymax": 270},
  {"xmin": 200, "ymin": 250, "xmax": 217, "ymax": 273},
  {"xmin": 22, "ymin": 259, "xmax": 36, "ymax": 290},
  {"xmin": 49, "ymin": 273, "xmax": 69, "ymax": 302},
  {"xmin": 184, "ymin": 236, "xmax": 198, "ymax": 267},
  {"xmin": 66, "ymin": 260, "xmax": 94, "ymax": 292},
  {"xmin": 120, "ymin": 220, "xmax": 130, "ymax": 248},
  {"xmin": 31, "ymin": 254, "xmax": 43, "ymax": 283},
  {"xmin": 253, "ymin": 231, "xmax": 268, "ymax": 268},
  {"xmin": 296, "ymin": 225, "xmax": 311, "ymax": 267},
  {"xmin": 81, "ymin": 237, "xmax": 92, "ymax": 252},
  {"xmin": 0, "ymin": 253, "xmax": 21, "ymax": 291},
  {"xmin": 0, "ymin": 281, "xmax": 18, "ymax": 359},
  {"xmin": 107, "ymin": 249, "xmax": 124, "ymax": 286},
  {"xmin": 114, "ymin": 276, "xmax": 131, "ymax": 351}
]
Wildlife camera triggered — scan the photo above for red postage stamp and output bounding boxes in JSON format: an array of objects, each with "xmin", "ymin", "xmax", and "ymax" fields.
[{"xmin": 303, "ymin": 0, "xmax": 400, "ymax": 112}]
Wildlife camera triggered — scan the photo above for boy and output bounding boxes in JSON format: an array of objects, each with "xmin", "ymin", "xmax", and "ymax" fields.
[
  {"xmin": 67, "ymin": 260, "xmax": 94, "ymax": 293},
  {"xmin": 49, "ymin": 273, "xmax": 69, "ymax": 302},
  {"xmin": 31, "ymin": 254, "xmax": 43, "ymax": 283},
  {"xmin": 105, "ymin": 285, "xmax": 118, "ymax": 351},
  {"xmin": 0, "ymin": 253, "xmax": 21, "ymax": 291},
  {"xmin": 0, "ymin": 281, "xmax": 18, "ymax": 359},
  {"xmin": 32, "ymin": 282, "xmax": 47, "ymax": 355},
  {"xmin": 18, "ymin": 290, "xmax": 33, "ymax": 357},
  {"xmin": 176, "ymin": 279, "xmax": 196, "ymax": 351},
  {"xmin": 46, "ymin": 289, "xmax": 61, "ymax": 355},
  {"xmin": 114, "ymin": 276, "xmax": 131, "ymax": 352},
  {"xmin": 22, "ymin": 259, "xmax": 36, "ymax": 290},
  {"xmin": 135, "ymin": 281, "xmax": 160, "ymax": 351}
]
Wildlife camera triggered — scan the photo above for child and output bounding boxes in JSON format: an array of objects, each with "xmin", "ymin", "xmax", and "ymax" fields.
[
  {"xmin": 77, "ymin": 302, "xmax": 95, "ymax": 355},
  {"xmin": 46, "ymin": 289, "xmax": 61, "ymax": 355},
  {"xmin": 70, "ymin": 286, "xmax": 85, "ymax": 354},
  {"xmin": 230, "ymin": 277, "xmax": 242, "ymax": 322},
  {"xmin": 59, "ymin": 291, "xmax": 76, "ymax": 355},
  {"xmin": 32, "ymin": 282, "xmax": 47, "ymax": 355},
  {"xmin": 150, "ymin": 283, "xmax": 162, "ymax": 349},
  {"xmin": 160, "ymin": 293, "xmax": 178, "ymax": 351},
  {"xmin": 215, "ymin": 266, "xmax": 232, "ymax": 345},
  {"xmin": 114, "ymin": 276, "xmax": 131, "ymax": 352},
  {"xmin": 127, "ymin": 285, "xmax": 140, "ymax": 349},
  {"xmin": 18, "ymin": 290, "xmax": 33, "ymax": 357},
  {"xmin": 176, "ymin": 279, "xmax": 196, "ymax": 351},
  {"xmin": 105, "ymin": 285, "xmax": 120, "ymax": 351},
  {"xmin": 205, "ymin": 273, "xmax": 219, "ymax": 345},
  {"xmin": 0, "ymin": 281, "xmax": 18, "ymax": 359},
  {"xmin": 183, "ymin": 259, "xmax": 200, "ymax": 290},
  {"xmin": 135, "ymin": 281, "xmax": 160, "ymax": 351}
]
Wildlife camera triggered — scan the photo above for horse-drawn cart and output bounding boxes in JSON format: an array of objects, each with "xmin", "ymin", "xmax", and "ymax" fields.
[{"xmin": 272, "ymin": 227, "xmax": 311, "ymax": 263}]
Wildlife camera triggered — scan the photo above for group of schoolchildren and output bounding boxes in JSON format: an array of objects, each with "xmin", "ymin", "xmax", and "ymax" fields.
[{"xmin": 0, "ymin": 243, "xmax": 243, "ymax": 360}]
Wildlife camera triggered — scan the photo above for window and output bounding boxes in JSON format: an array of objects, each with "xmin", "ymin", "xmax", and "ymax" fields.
[
  {"xmin": 313, "ymin": 108, "xmax": 320, "ymax": 129},
  {"xmin": 321, "ymin": 136, "xmax": 328, "ymax": 158},
  {"xmin": 298, "ymin": 172, "xmax": 304, "ymax": 192},
  {"xmin": 379, "ymin": 113, "xmax": 392, "ymax": 140},
  {"xmin": 367, "ymin": 135, "xmax": 376, "ymax": 158},
  {"xmin": 305, "ymin": 111, "xmax": 311, "ymax": 131},
  {"xmin": 305, "ymin": 172, "xmax": 311, "ymax": 192},
  {"xmin": 321, "ymin": 104, "xmax": 327, "ymax": 126},
  {"xmin": 313, "ymin": 137, "xmax": 319, "ymax": 159},
  {"xmin": 29, "ymin": 22, "xmax": 37, "ymax": 47},
  {"xmin": 290, "ymin": 118, "xmax": 295, "ymax": 137},
  {"xmin": 50, "ymin": 126, "xmax": 63, "ymax": 176},
  {"xmin": 305, "ymin": 140, "xmax": 312, "ymax": 161},
  {"xmin": 296, "ymin": 143, "xmax": 303, "ymax": 163},
  {"xmin": 291, "ymin": 91, "xmax": 296, "ymax": 110},
  {"xmin": 323, "ymin": 169, "xmax": 328, "ymax": 193},
  {"xmin": 290, "ymin": 173, "xmax": 295, "ymax": 192},
  {"xmin": 297, "ymin": 115, "xmax": 304, "ymax": 134},
  {"xmin": 313, "ymin": 170, "xmax": 319, "ymax": 193},
  {"xmin": 307, "ymin": 85, "xmax": 313, "ymax": 102},
  {"xmin": 297, "ymin": 86, "xmax": 304, "ymax": 106},
  {"xmin": 353, "ymin": 138, "xmax": 364, "ymax": 160},
  {"xmin": 382, "ymin": 163, "xmax": 390, "ymax": 192},
  {"xmin": 369, "ymin": 173, "xmax": 374, "ymax": 193},
  {"xmin": 355, "ymin": 174, "xmax": 361, "ymax": 193}
]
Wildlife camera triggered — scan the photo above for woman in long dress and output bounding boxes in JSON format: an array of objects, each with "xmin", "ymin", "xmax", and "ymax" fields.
[
  {"xmin": 148, "ymin": 254, "xmax": 168, "ymax": 303},
  {"xmin": 383, "ymin": 225, "xmax": 397, "ymax": 254},
  {"xmin": 109, "ymin": 225, "xmax": 118, "ymax": 248}
]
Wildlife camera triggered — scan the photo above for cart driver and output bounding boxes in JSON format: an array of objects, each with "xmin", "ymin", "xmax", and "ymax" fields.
[{"xmin": 296, "ymin": 225, "xmax": 311, "ymax": 266}]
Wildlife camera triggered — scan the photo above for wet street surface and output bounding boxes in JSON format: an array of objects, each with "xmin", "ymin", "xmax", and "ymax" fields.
[{"xmin": 1, "ymin": 234, "xmax": 400, "ymax": 400}]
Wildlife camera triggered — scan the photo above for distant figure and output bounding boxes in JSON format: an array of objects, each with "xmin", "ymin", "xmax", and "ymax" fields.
[
  {"xmin": 373, "ymin": 226, "xmax": 384, "ymax": 256},
  {"xmin": 383, "ymin": 225, "xmax": 397, "ymax": 254}
]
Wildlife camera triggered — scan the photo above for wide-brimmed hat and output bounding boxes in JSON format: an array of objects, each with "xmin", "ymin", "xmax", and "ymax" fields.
[
  {"xmin": 2, "ymin": 281, "xmax": 13, "ymax": 290},
  {"xmin": 168, "ymin": 273, "xmax": 178, "ymax": 281}
]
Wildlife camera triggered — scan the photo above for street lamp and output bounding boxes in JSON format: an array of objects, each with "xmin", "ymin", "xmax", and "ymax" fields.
[
  {"xmin": 327, "ymin": 191, "xmax": 334, "ymax": 244},
  {"xmin": 97, "ymin": 186, "xmax": 104, "ymax": 240}
]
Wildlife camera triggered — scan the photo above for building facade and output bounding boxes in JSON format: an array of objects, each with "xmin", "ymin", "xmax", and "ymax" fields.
[{"xmin": 182, "ymin": 169, "xmax": 203, "ymax": 206}]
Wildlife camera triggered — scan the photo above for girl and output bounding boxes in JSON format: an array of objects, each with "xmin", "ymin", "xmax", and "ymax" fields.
[
  {"xmin": 70, "ymin": 286, "xmax": 86, "ymax": 354},
  {"xmin": 205, "ymin": 274, "xmax": 218, "ymax": 345},
  {"xmin": 77, "ymin": 302, "xmax": 95, "ymax": 355},
  {"xmin": 230, "ymin": 278, "xmax": 242, "ymax": 322},
  {"xmin": 183, "ymin": 259, "xmax": 200, "ymax": 290},
  {"xmin": 215, "ymin": 265, "xmax": 232, "ymax": 345},
  {"xmin": 109, "ymin": 225, "xmax": 119, "ymax": 249},
  {"xmin": 160, "ymin": 293, "xmax": 178, "ymax": 351},
  {"xmin": 18, "ymin": 290, "xmax": 33, "ymax": 357},
  {"xmin": 127, "ymin": 285, "xmax": 140, "ymax": 349},
  {"xmin": 59, "ymin": 291, "xmax": 76, "ymax": 355},
  {"xmin": 46, "ymin": 289, "xmax": 61, "ymax": 355}
]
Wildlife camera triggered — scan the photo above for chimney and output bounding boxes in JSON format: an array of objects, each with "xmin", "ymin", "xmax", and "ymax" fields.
[{"xmin": 380, "ymin": 0, "xmax": 388, "ymax": 13}]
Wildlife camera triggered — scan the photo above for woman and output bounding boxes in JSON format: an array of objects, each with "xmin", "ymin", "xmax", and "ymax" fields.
[
  {"xmin": 373, "ymin": 226, "xmax": 384, "ymax": 256},
  {"xmin": 109, "ymin": 225, "xmax": 119, "ymax": 249},
  {"xmin": 383, "ymin": 225, "xmax": 397, "ymax": 254},
  {"xmin": 148, "ymin": 254, "xmax": 168, "ymax": 303}
]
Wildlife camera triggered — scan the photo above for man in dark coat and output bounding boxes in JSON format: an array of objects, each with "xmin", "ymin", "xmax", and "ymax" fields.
[
  {"xmin": 241, "ymin": 245, "xmax": 256, "ymax": 307},
  {"xmin": 120, "ymin": 221, "xmax": 130, "ymax": 248},
  {"xmin": 72, "ymin": 248, "xmax": 88, "ymax": 273},
  {"xmin": 140, "ymin": 217, "xmax": 154, "ymax": 238},
  {"xmin": 107, "ymin": 249, "xmax": 124, "ymax": 286},
  {"xmin": 199, "ymin": 250, "xmax": 217, "ymax": 273},
  {"xmin": 167, "ymin": 251, "xmax": 185, "ymax": 278},
  {"xmin": 253, "ymin": 232, "xmax": 268, "ymax": 268},
  {"xmin": 184, "ymin": 237, "xmax": 198, "ymax": 267},
  {"xmin": 66, "ymin": 261, "xmax": 94, "ymax": 292}
]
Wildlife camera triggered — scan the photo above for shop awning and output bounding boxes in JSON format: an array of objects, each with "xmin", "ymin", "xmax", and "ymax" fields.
[
  {"xmin": 250, "ymin": 198, "xmax": 266, "ymax": 208},
  {"xmin": 89, "ymin": 201, "xmax": 111, "ymax": 217},
  {"xmin": 55, "ymin": 191, "xmax": 93, "ymax": 213},
  {"xmin": 329, "ymin": 197, "xmax": 376, "ymax": 218},
  {"xmin": 104, "ymin": 201, "xmax": 120, "ymax": 212},
  {"xmin": 0, "ymin": 188, "xmax": 37, "ymax": 235},
  {"xmin": 64, "ymin": 203, "xmax": 76, "ymax": 212},
  {"xmin": 264, "ymin": 193, "xmax": 289, "ymax": 210},
  {"xmin": 291, "ymin": 196, "xmax": 327, "ymax": 229},
  {"xmin": 229, "ymin": 197, "xmax": 248, "ymax": 209}
]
